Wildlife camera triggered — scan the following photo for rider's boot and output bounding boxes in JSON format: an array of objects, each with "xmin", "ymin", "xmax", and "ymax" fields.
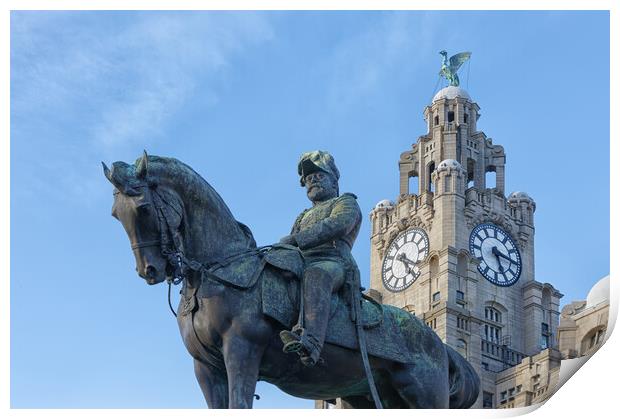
[{"xmin": 280, "ymin": 268, "xmax": 333, "ymax": 366}]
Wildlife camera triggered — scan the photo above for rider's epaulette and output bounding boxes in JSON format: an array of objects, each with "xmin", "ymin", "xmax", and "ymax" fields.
[{"xmin": 340, "ymin": 192, "xmax": 358, "ymax": 199}]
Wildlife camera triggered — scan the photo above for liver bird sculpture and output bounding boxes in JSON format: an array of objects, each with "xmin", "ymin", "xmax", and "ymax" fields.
[{"xmin": 439, "ymin": 50, "xmax": 471, "ymax": 87}]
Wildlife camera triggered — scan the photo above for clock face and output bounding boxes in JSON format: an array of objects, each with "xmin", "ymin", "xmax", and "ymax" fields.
[
  {"xmin": 382, "ymin": 228, "xmax": 429, "ymax": 292},
  {"xmin": 469, "ymin": 223, "xmax": 522, "ymax": 286}
]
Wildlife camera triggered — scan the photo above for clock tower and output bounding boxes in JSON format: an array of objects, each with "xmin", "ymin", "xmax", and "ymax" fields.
[{"xmin": 367, "ymin": 85, "xmax": 563, "ymax": 408}]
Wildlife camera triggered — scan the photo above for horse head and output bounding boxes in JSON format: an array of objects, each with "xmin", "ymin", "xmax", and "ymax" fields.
[{"xmin": 103, "ymin": 151, "xmax": 185, "ymax": 284}]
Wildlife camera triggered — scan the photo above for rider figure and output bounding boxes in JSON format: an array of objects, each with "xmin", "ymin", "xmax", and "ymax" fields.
[{"xmin": 279, "ymin": 150, "xmax": 362, "ymax": 366}]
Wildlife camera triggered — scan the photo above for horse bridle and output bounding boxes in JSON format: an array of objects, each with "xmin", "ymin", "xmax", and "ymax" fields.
[{"xmin": 128, "ymin": 184, "xmax": 192, "ymax": 313}]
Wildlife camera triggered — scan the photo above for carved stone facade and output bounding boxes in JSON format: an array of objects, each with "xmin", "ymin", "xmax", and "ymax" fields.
[
  {"xmin": 494, "ymin": 348, "xmax": 562, "ymax": 408},
  {"xmin": 368, "ymin": 86, "xmax": 563, "ymax": 408}
]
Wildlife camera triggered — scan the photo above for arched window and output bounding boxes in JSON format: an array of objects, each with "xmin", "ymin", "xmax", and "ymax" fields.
[
  {"xmin": 581, "ymin": 327, "xmax": 606, "ymax": 356},
  {"xmin": 429, "ymin": 256, "xmax": 439, "ymax": 278},
  {"xmin": 457, "ymin": 253, "xmax": 468, "ymax": 277},
  {"xmin": 434, "ymin": 115, "xmax": 439, "ymax": 126}
]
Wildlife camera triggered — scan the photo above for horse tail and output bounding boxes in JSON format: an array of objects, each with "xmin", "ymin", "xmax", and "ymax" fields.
[{"xmin": 446, "ymin": 344, "xmax": 480, "ymax": 409}]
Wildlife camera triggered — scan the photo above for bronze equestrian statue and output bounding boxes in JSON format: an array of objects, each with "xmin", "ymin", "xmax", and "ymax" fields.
[{"xmin": 103, "ymin": 151, "xmax": 480, "ymax": 409}]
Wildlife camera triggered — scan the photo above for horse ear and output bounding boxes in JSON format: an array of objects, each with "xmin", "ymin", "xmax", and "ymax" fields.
[
  {"xmin": 102, "ymin": 162, "xmax": 113, "ymax": 183},
  {"xmin": 136, "ymin": 150, "xmax": 148, "ymax": 179}
]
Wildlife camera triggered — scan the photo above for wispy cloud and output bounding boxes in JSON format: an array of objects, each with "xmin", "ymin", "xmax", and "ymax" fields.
[
  {"xmin": 11, "ymin": 11, "xmax": 274, "ymax": 207},
  {"xmin": 12, "ymin": 12, "xmax": 273, "ymax": 153}
]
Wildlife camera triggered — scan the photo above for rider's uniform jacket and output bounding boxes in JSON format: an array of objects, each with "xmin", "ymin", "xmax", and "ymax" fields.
[{"xmin": 289, "ymin": 193, "xmax": 361, "ymax": 265}]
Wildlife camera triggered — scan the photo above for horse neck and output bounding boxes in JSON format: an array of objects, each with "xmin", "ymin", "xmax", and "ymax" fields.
[{"xmin": 177, "ymin": 183, "xmax": 252, "ymax": 267}]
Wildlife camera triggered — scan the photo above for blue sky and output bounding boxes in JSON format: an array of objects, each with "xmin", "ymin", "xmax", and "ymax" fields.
[{"xmin": 10, "ymin": 10, "xmax": 609, "ymax": 408}]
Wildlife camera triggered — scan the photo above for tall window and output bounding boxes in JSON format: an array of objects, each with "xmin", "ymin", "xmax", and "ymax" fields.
[
  {"xmin": 427, "ymin": 161, "xmax": 436, "ymax": 192},
  {"xmin": 484, "ymin": 307, "xmax": 502, "ymax": 345},
  {"xmin": 457, "ymin": 253, "xmax": 468, "ymax": 277},
  {"xmin": 485, "ymin": 307, "xmax": 502, "ymax": 323},
  {"xmin": 541, "ymin": 323, "xmax": 550, "ymax": 349},
  {"xmin": 484, "ymin": 324, "xmax": 501, "ymax": 344},
  {"xmin": 429, "ymin": 256, "xmax": 439, "ymax": 278}
]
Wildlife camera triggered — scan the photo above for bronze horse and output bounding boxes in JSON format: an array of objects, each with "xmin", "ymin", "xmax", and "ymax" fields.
[{"xmin": 103, "ymin": 153, "xmax": 480, "ymax": 409}]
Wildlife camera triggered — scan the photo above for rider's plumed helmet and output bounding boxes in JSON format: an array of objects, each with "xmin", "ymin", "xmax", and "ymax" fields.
[{"xmin": 297, "ymin": 150, "xmax": 340, "ymax": 187}]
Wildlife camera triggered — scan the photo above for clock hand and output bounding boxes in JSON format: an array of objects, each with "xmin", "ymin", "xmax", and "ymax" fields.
[
  {"xmin": 396, "ymin": 253, "xmax": 417, "ymax": 274},
  {"xmin": 492, "ymin": 247, "xmax": 518, "ymax": 265},
  {"xmin": 492, "ymin": 249, "xmax": 504, "ymax": 273},
  {"xmin": 397, "ymin": 253, "xmax": 417, "ymax": 266}
]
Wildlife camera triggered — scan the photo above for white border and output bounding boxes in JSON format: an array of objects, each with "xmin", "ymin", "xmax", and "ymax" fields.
[{"xmin": 2, "ymin": 1, "xmax": 616, "ymax": 418}]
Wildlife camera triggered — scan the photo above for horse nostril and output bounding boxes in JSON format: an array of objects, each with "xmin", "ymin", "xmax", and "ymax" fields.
[{"xmin": 145, "ymin": 265, "xmax": 157, "ymax": 278}]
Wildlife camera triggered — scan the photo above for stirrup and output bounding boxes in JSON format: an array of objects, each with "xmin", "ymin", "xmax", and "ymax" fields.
[{"xmin": 280, "ymin": 329, "xmax": 304, "ymax": 354}]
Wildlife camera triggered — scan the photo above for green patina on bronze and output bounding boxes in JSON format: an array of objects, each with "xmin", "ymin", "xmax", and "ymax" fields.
[{"xmin": 439, "ymin": 50, "xmax": 472, "ymax": 87}]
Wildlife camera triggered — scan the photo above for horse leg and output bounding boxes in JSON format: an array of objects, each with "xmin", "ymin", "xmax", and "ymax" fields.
[
  {"xmin": 222, "ymin": 335, "xmax": 265, "ymax": 408},
  {"xmin": 391, "ymin": 362, "xmax": 450, "ymax": 408},
  {"xmin": 193, "ymin": 358, "xmax": 229, "ymax": 409}
]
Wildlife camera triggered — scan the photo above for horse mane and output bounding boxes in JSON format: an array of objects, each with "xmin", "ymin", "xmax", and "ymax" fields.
[{"xmin": 138, "ymin": 155, "xmax": 257, "ymax": 249}]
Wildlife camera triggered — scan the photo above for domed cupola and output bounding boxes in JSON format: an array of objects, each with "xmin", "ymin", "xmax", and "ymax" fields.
[
  {"xmin": 436, "ymin": 158, "xmax": 464, "ymax": 173},
  {"xmin": 433, "ymin": 159, "xmax": 466, "ymax": 196},
  {"xmin": 425, "ymin": 86, "xmax": 480, "ymax": 136},
  {"xmin": 508, "ymin": 191, "xmax": 536, "ymax": 224},
  {"xmin": 432, "ymin": 86, "xmax": 471, "ymax": 103},
  {"xmin": 374, "ymin": 199, "xmax": 395, "ymax": 211},
  {"xmin": 508, "ymin": 191, "xmax": 535, "ymax": 207}
]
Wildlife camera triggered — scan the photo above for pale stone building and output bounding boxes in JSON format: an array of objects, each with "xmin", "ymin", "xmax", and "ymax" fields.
[
  {"xmin": 316, "ymin": 85, "xmax": 610, "ymax": 410},
  {"xmin": 557, "ymin": 276, "xmax": 610, "ymax": 359},
  {"xmin": 365, "ymin": 85, "xmax": 563, "ymax": 409}
]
